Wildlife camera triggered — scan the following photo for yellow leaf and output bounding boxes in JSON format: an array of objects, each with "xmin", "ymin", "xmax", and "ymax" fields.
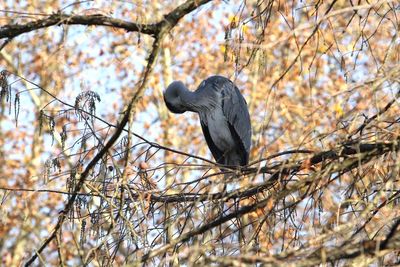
[{"xmin": 334, "ymin": 102, "xmax": 344, "ymax": 117}]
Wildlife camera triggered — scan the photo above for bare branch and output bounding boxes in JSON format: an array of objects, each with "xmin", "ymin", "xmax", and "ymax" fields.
[
  {"xmin": 23, "ymin": 0, "xmax": 212, "ymax": 265},
  {"xmin": 0, "ymin": 0, "xmax": 212, "ymax": 40}
]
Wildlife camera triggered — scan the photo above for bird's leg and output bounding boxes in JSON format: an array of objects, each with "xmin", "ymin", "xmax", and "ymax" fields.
[
  {"xmin": 232, "ymin": 166, "xmax": 247, "ymax": 252},
  {"xmin": 220, "ymin": 169, "xmax": 246, "ymax": 251},
  {"xmin": 203, "ymin": 171, "xmax": 227, "ymax": 251},
  {"xmin": 218, "ymin": 173, "xmax": 229, "ymax": 217},
  {"xmin": 209, "ymin": 173, "xmax": 227, "ymax": 220},
  {"xmin": 212, "ymin": 172, "xmax": 229, "ymax": 252}
]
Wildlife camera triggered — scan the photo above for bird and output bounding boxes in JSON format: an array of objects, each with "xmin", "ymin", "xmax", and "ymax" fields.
[{"xmin": 163, "ymin": 75, "xmax": 251, "ymax": 167}]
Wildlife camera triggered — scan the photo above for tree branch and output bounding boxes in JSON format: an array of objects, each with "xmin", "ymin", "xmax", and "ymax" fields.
[
  {"xmin": 137, "ymin": 138, "xmax": 400, "ymax": 263},
  {"xmin": 23, "ymin": 0, "xmax": 212, "ymax": 265},
  {"xmin": 203, "ymin": 231, "xmax": 400, "ymax": 266},
  {"xmin": 0, "ymin": 0, "xmax": 211, "ymax": 40},
  {"xmin": 3, "ymin": 139, "xmax": 398, "ymax": 207},
  {"xmin": 0, "ymin": 13, "xmax": 158, "ymax": 39}
]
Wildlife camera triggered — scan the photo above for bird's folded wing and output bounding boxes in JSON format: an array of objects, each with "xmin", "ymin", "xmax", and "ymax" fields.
[{"xmin": 220, "ymin": 82, "xmax": 252, "ymax": 165}]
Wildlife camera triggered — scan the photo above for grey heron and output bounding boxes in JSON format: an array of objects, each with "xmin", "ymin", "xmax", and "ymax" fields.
[{"xmin": 163, "ymin": 75, "xmax": 251, "ymax": 167}]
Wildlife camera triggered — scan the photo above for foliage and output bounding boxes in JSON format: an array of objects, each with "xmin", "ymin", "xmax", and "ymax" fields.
[{"xmin": 0, "ymin": 0, "xmax": 399, "ymax": 266}]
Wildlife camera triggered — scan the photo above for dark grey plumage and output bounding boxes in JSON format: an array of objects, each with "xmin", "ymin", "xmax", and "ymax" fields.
[{"xmin": 163, "ymin": 75, "xmax": 251, "ymax": 167}]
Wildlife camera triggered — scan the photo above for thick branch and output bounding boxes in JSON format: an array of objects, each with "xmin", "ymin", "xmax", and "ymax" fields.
[
  {"xmin": 0, "ymin": 0, "xmax": 211, "ymax": 40},
  {"xmin": 0, "ymin": 13, "xmax": 158, "ymax": 39}
]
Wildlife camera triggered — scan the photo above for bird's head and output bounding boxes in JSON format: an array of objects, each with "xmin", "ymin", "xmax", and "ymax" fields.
[{"xmin": 163, "ymin": 81, "xmax": 188, "ymax": 114}]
